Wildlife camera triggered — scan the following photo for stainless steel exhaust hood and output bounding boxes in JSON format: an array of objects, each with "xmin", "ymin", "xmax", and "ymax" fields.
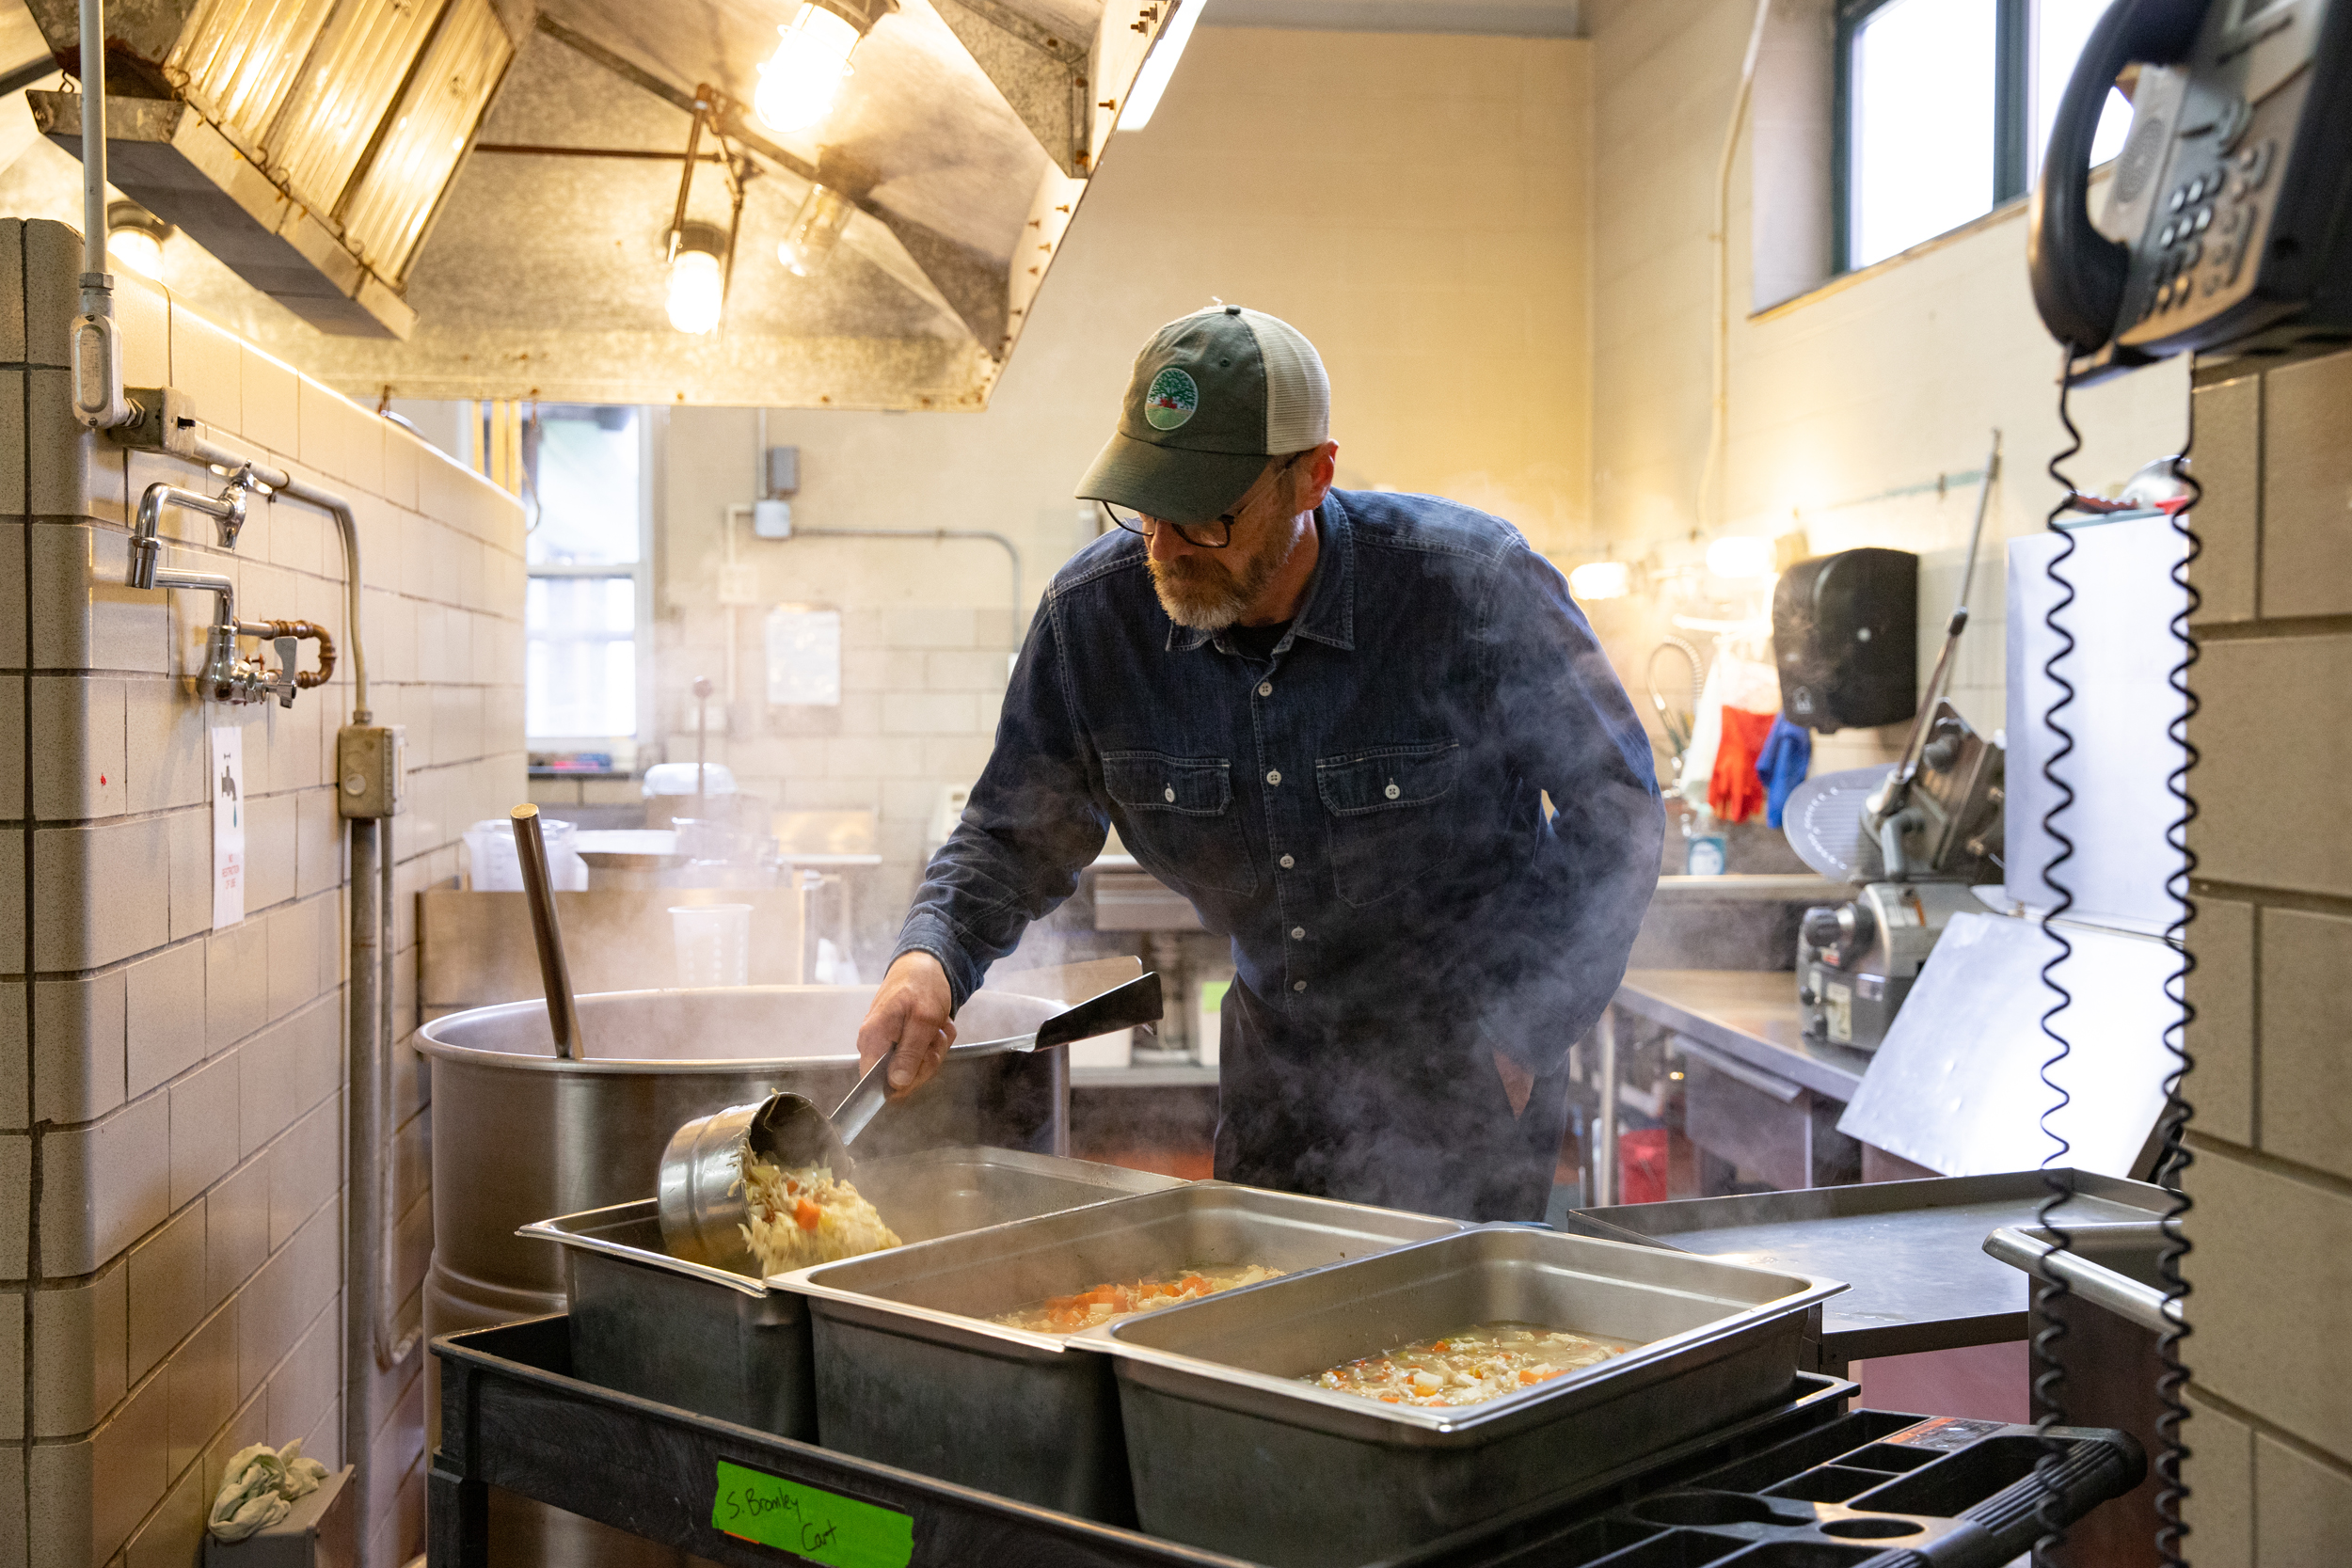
[
  {"xmin": 24, "ymin": 0, "xmax": 524, "ymax": 339},
  {"xmin": 13, "ymin": 0, "xmax": 1192, "ymax": 407}
]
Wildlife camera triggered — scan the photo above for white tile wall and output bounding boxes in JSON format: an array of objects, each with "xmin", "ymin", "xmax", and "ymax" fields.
[{"xmin": 3, "ymin": 218, "xmax": 526, "ymax": 1568}]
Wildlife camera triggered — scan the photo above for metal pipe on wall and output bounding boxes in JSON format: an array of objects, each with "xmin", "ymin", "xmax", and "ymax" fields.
[
  {"xmin": 123, "ymin": 429, "xmax": 397, "ymax": 1512},
  {"xmin": 345, "ymin": 816, "xmax": 381, "ymax": 1503},
  {"xmin": 189, "ymin": 439, "xmax": 372, "ymax": 721}
]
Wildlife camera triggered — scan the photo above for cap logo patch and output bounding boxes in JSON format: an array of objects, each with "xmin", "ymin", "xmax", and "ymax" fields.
[{"xmin": 1143, "ymin": 367, "xmax": 1199, "ymax": 430}]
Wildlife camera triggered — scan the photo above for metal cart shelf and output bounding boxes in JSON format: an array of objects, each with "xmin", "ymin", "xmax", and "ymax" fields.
[{"xmin": 430, "ymin": 1316, "xmax": 2142, "ymax": 1568}]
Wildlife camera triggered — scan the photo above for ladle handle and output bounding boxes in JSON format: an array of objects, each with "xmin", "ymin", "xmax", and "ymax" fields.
[{"xmin": 512, "ymin": 803, "xmax": 583, "ymax": 1059}]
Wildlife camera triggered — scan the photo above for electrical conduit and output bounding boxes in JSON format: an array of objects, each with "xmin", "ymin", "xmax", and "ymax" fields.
[{"xmin": 146, "ymin": 432, "xmax": 400, "ymax": 1512}]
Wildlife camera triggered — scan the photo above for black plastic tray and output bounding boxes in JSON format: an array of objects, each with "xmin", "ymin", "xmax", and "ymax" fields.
[
  {"xmin": 428, "ymin": 1317, "xmax": 2139, "ymax": 1568},
  {"xmin": 1390, "ymin": 1408, "xmax": 2144, "ymax": 1567}
]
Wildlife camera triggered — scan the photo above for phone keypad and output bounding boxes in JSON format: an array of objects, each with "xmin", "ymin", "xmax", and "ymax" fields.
[{"xmin": 2131, "ymin": 136, "xmax": 2278, "ymax": 333}]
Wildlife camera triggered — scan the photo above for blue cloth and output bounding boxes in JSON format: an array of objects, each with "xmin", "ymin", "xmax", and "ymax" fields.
[
  {"xmin": 891, "ymin": 489, "xmax": 1663, "ymax": 1218},
  {"xmin": 1755, "ymin": 715, "xmax": 1813, "ymax": 829}
]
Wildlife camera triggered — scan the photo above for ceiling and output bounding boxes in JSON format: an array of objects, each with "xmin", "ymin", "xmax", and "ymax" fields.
[{"xmin": 8, "ymin": 0, "xmax": 1148, "ymax": 406}]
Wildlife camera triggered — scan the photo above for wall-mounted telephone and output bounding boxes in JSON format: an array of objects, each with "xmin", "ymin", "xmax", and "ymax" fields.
[{"xmin": 2029, "ymin": 0, "xmax": 2352, "ymax": 379}]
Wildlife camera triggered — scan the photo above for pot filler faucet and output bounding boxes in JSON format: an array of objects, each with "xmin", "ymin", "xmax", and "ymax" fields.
[{"xmin": 127, "ymin": 469, "xmax": 336, "ymax": 707}]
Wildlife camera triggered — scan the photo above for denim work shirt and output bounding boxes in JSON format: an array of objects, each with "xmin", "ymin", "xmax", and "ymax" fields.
[{"xmin": 894, "ymin": 489, "xmax": 1663, "ymax": 1210}]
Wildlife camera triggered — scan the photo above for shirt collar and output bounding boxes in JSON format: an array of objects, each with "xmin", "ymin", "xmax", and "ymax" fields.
[{"xmin": 1163, "ymin": 493, "xmax": 1358, "ymax": 655}]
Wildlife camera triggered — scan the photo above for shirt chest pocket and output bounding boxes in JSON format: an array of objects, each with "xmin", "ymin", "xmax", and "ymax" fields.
[
  {"xmin": 1315, "ymin": 740, "xmax": 1461, "ymax": 908},
  {"xmin": 1102, "ymin": 752, "xmax": 1258, "ymax": 895}
]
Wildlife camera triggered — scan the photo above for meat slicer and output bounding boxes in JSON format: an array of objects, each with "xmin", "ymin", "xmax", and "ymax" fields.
[{"xmin": 1782, "ymin": 436, "xmax": 2007, "ymax": 1052}]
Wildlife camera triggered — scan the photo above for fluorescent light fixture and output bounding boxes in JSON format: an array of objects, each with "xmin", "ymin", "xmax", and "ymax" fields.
[
  {"xmin": 667, "ymin": 247, "xmax": 724, "ymax": 335},
  {"xmin": 1117, "ymin": 0, "xmax": 1201, "ymax": 131},
  {"xmin": 1568, "ymin": 561, "xmax": 1632, "ymax": 601},
  {"xmin": 779, "ymin": 183, "xmax": 856, "ymax": 277},
  {"xmin": 1706, "ymin": 535, "xmax": 1778, "ymax": 579},
  {"xmin": 755, "ymin": 4, "xmax": 863, "ymax": 135}
]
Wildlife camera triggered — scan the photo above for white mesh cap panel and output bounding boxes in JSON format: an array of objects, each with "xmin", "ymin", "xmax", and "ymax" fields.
[{"xmin": 1240, "ymin": 309, "xmax": 1329, "ymax": 452}]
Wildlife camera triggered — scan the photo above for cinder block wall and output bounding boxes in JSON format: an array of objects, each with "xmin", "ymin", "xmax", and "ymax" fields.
[
  {"xmin": 2180, "ymin": 348, "xmax": 2352, "ymax": 1560},
  {"xmin": 0, "ymin": 218, "xmax": 527, "ymax": 1568}
]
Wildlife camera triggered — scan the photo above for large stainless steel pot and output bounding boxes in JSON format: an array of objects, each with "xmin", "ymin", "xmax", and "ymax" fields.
[
  {"xmin": 417, "ymin": 984, "xmax": 1066, "ymax": 1568},
  {"xmin": 419, "ymin": 984, "xmax": 1067, "ymax": 1342}
]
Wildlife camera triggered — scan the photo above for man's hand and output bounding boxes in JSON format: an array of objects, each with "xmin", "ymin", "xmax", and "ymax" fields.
[
  {"xmin": 857, "ymin": 951, "xmax": 957, "ymax": 1095},
  {"xmin": 1493, "ymin": 1050, "xmax": 1534, "ymax": 1118}
]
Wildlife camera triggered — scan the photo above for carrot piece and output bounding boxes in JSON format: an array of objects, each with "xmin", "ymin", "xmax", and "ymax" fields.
[
  {"xmin": 793, "ymin": 1198, "xmax": 821, "ymax": 1231},
  {"xmin": 1518, "ymin": 1369, "xmax": 1541, "ymax": 1385}
]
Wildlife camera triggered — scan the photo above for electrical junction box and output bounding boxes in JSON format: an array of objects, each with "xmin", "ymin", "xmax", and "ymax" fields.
[
  {"xmin": 337, "ymin": 725, "xmax": 405, "ymax": 818},
  {"xmin": 767, "ymin": 445, "xmax": 800, "ymax": 496},
  {"xmin": 752, "ymin": 499, "xmax": 792, "ymax": 538},
  {"xmin": 717, "ymin": 562, "xmax": 762, "ymax": 606}
]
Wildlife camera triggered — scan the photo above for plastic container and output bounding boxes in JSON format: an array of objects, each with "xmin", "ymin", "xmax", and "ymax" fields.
[
  {"xmin": 463, "ymin": 816, "xmax": 587, "ymax": 892},
  {"xmin": 670, "ymin": 903, "xmax": 752, "ymax": 987}
]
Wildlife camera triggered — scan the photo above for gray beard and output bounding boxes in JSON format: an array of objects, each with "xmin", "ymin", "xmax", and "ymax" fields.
[{"xmin": 1149, "ymin": 521, "xmax": 1297, "ymax": 630}]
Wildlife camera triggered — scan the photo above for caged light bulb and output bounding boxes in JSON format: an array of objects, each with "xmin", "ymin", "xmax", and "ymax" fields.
[
  {"xmin": 1567, "ymin": 561, "xmax": 1632, "ymax": 601},
  {"xmin": 666, "ymin": 248, "xmax": 724, "ymax": 335},
  {"xmin": 107, "ymin": 230, "xmax": 165, "ymax": 281},
  {"xmin": 755, "ymin": 4, "xmax": 861, "ymax": 135},
  {"xmin": 778, "ymin": 183, "xmax": 855, "ymax": 277},
  {"xmin": 1705, "ymin": 535, "xmax": 1777, "ymax": 580}
]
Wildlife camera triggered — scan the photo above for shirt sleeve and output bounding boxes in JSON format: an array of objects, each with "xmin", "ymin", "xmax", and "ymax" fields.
[
  {"xmin": 1477, "ymin": 543, "xmax": 1666, "ymax": 1072},
  {"xmin": 891, "ymin": 596, "xmax": 1108, "ymax": 1008}
]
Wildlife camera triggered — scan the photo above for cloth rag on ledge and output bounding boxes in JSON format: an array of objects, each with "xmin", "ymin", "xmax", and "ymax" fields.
[
  {"xmin": 1755, "ymin": 715, "xmax": 1814, "ymax": 829},
  {"xmin": 209, "ymin": 1441, "xmax": 328, "ymax": 1542},
  {"xmin": 1708, "ymin": 707, "xmax": 1776, "ymax": 824}
]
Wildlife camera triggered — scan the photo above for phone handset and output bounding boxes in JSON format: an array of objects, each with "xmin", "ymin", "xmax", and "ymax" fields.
[{"xmin": 2027, "ymin": 0, "xmax": 2211, "ymax": 353}]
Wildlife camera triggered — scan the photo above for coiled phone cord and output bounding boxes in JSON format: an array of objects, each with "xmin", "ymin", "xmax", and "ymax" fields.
[
  {"xmin": 2030, "ymin": 344, "xmax": 2201, "ymax": 1567},
  {"xmin": 2153, "ymin": 392, "xmax": 2201, "ymax": 1568},
  {"xmin": 2032, "ymin": 341, "xmax": 2086, "ymax": 1560}
]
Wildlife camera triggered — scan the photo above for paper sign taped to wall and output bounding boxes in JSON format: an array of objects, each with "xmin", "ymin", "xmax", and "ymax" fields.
[
  {"xmin": 212, "ymin": 726, "xmax": 246, "ymax": 929},
  {"xmin": 765, "ymin": 606, "xmax": 842, "ymax": 706}
]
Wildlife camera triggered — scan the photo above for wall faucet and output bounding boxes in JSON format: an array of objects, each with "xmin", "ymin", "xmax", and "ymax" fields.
[{"xmin": 127, "ymin": 476, "xmax": 334, "ymax": 706}]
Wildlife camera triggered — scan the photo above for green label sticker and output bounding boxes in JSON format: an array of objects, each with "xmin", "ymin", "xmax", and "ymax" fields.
[
  {"xmin": 1143, "ymin": 366, "xmax": 1199, "ymax": 430},
  {"xmin": 712, "ymin": 1460, "xmax": 914, "ymax": 1568}
]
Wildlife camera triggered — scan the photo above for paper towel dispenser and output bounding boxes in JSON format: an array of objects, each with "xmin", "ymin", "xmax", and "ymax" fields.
[{"xmin": 1772, "ymin": 547, "xmax": 1917, "ymax": 733}]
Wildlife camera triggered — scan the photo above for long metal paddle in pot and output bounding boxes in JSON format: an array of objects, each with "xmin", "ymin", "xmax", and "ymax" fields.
[
  {"xmin": 511, "ymin": 803, "xmax": 585, "ymax": 1059},
  {"xmin": 655, "ymin": 973, "xmax": 1164, "ymax": 1271}
]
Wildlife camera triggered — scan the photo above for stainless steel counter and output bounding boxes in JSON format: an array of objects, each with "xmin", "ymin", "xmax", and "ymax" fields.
[
  {"xmin": 1582, "ymin": 1170, "xmax": 2175, "ymax": 1366},
  {"xmin": 1615, "ymin": 969, "xmax": 1874, "ymax": 1103},
  {"xmin": 1582, "ymin": 970, "xmax": 1877, "ymax": 1205}
]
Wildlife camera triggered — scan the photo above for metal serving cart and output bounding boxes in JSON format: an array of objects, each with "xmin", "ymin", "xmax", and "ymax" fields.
[{"xmin": 431, "ymin": 1316, "xmax": 2142, "ymax": 1568}]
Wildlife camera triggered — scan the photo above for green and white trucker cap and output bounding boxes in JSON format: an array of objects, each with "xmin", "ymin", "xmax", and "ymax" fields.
[{"xmin": 1075, "ymin": 305, "xmax": 1329, "ymax": 524}]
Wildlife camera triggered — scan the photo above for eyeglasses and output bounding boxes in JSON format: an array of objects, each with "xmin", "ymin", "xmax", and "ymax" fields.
[{"xmin": 1099, "ymin": 452, "xmax": 1307, "ymax": 549}]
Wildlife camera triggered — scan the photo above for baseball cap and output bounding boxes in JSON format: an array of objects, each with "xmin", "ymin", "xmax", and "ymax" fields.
[{"xmin": 1075, "ymin": 305, "xmax": 1330, "ymax": 524}]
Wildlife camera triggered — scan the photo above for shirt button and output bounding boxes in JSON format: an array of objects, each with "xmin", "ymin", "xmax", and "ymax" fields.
[
  {"xmin": 1293, "ymin": 980, "xmax": 1307, "ymax": 992},
  {"xmin": 1290, "ymin": 927, "xmax": 1305, "ymax": 940},
  {"xmin": 1163, "ymin": 786, "xmax": 1175, "ymax": 802},
  {"xmin": 1258, "ymin": 682, "xmax": 1273, "ymax": 697},
  {"xmin": 1279, "ymin": 854, "xmax": 1295, "ymax": 869},
  {"xmin": 1266, "ymin": 769, "xmax": 1282, "ymax": 785},
  {"xmin": 1384, "ymin": 783, "xmax": 1401, "ymax": 800}
]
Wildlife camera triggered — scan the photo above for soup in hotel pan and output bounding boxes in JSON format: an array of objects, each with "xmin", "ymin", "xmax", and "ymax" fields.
[
  {"xmin": 521, "ymin": 1147, "xmax": 1184, "ymax": 1439},
  {"xmin": 780, "ymin": 1182, "xmax": 1464, "ymax": 1524},
  {"xmin": 1091, "ymin": 1225, "xmax": 1845, "ymax": 1568}
]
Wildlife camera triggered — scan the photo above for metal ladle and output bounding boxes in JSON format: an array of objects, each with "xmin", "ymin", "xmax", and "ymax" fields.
[{"xmin": 656, "ymin": 973, "xmax": 1165, "ymax": 1271}]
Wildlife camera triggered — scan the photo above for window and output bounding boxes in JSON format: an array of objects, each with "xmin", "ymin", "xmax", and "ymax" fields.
[
  {"xmin": 1838, "ymin": 0, "xmax": 2135, "ymax": 272},
  {"xmin": 526, "ymin": 405, "xmax": 649, "ymax": 759}
]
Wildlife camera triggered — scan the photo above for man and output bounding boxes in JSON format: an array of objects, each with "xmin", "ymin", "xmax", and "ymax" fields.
[{"xmin": 854, "ymin": 305, "xmax": 1662, "ymax": 1220}]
